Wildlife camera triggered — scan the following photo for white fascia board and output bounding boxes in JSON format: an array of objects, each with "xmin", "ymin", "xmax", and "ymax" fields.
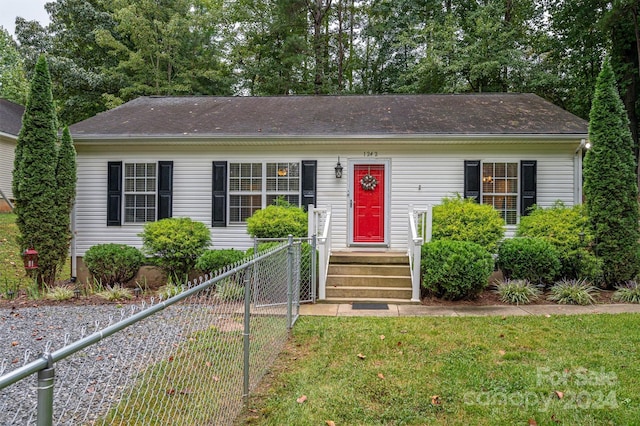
[{"xmin": 72, "ymin": 133, "xmax": 589, "ymax": 146}]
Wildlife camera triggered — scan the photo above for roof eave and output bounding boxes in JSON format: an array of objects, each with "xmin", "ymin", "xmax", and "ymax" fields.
[
  {"xmin": 71, "ymin": 133, "xmax": 589, "ymax": 145},
  {"xmin": 0, "ymin": 131, "xmax": 19, "ymax": 140}
]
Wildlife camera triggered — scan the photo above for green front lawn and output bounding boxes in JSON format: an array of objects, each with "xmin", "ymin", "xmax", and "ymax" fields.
[{"xmin": 239, "ymin": 315, "xmax": 640, "ymax": 425}]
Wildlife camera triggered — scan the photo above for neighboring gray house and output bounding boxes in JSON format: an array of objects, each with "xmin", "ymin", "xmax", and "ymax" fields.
[
  {"xmin": 0, "ymin": 99, "xmax": 24, "ymax": 210},
  {"xmin": 70, "ymin": 94, "xmax": 589, "ymax": 300}
]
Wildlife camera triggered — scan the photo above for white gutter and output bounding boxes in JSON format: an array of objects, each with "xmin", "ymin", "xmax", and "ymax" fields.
[{"xmin": 71, "ymin": 133, "xmax": 590, "ymax": 146}]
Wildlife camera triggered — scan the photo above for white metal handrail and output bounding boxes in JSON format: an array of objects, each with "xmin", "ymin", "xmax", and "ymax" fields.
[
  {"xmin": 408, "ymin": 205, "xmax": 433, "ymax": 302},
  {"xmin": 309, "ymin": 205, "xmax": 332, "ymax": 300}
]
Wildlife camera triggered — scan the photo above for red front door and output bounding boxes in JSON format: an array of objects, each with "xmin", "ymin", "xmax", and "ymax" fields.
[{"xmin": 353, "ymin": 164, "xmax": 385, "ymax": 243}]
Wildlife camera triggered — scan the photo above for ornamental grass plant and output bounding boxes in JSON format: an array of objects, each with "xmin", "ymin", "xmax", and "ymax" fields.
[
  {"xmin": 493, "ymin": 279, "xmax": 541, "ymax": 305},
  {"xmin": 547, "ymin": 278, "xmax": 599, "ymax": 305},
  {"xmin": 613, "ymin": 281, "xmax": 640, "ymax": 304}
]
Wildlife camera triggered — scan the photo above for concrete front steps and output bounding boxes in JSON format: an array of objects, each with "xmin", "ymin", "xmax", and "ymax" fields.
[{"xmin": 324, "ymin": 251, "xmax": 417, "ymax": 304}]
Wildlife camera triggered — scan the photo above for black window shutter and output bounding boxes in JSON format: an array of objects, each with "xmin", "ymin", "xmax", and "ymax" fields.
[
  {"xmin": 107, "ymin": 161, "xmax": 122, "ymax": 226},
  {"xmin": 157, "ymin": 161, "xmax": 173, "ymax": 220},
  {"xmin": 301, "ymin": 160, "xmax": 317, "ymax": 211},
  {"xmin": 212, "ymin": 161, "xmax": 227, "ymax": 227},
  {"xmin": 520, "ymin": 160, "xmax": 537, "ymax": 216},
  {"xmin": 464, "ymin": 160, "xmax": 481, "ymax": 201}
]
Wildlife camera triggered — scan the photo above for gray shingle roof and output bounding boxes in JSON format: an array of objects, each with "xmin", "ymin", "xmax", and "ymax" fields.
[
  {"xmin": 0, "ymin": 99, "xmax": 25, "ymax": 136},
  {"xmin": 70, "ymin": 94, "xmax": 588, "ymax": 138}
]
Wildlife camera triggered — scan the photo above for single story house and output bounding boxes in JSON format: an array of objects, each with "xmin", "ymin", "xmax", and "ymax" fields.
[
  {"xmin": 0, "ymin": 99, "xmax": 24, "ymax": 211},
  {"xmin": 70, "ymin": 94, "xmax": 589, "ymax": 300}
]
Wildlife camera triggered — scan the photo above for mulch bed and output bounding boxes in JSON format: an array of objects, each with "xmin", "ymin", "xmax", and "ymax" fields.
[{"xmin": 421, "ymin": 288, "xmax": 617, "ymax": 306}]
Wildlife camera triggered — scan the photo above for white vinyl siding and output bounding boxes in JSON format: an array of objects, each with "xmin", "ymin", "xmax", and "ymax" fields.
[
  {"xmin": 0, "ymin": 136, "xmax": 16, "ymax": 201},
  {"xmin": 73, "ymin": 140, "xmax": 581, "ymax": 255}
]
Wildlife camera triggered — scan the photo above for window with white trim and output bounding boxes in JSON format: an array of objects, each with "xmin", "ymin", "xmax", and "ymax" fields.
[
  {"xmin": 482, "ymin": 162, "xmax": 518, "ymax": 225},
  {"xmin": 124, "ymin": 163, "xmax": 156, "ymax": 223},
  {"xmin": 228, "ymin": 162, "xmax": 300, "ymax": 223}
]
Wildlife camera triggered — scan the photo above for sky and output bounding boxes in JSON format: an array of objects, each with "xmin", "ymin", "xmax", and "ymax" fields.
[{"xmin": 1, "ymin": 0, "xmax": 50, "ymax": 37}]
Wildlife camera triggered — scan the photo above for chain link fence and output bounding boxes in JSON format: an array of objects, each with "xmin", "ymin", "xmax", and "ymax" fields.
[{"xmin": 0, "ymin": 237, "xmax": 312, "ymax": 425}]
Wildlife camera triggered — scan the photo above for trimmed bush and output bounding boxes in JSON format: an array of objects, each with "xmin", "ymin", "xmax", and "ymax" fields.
[
  {"xmin": 421, "ymin": 240, "xmax": 494, "ymax": 300},
  {"xmin": 516, "ymin": 202, "xmax": 600, "ymax": 280},
  {"xmin": 432, "ymin": 195, "xmax": 505, "ymax": 253},
  {"xmin": 497, "ymin": 237, "xmax": 561, "ymax": 285},
  {"xmin": 139, "ymin": 217, "xmax": 211, "ymax": 279},
  {"xmin": 84, "ymin": 243, "xmax": 144, "ymax": 286},
  {"xmin": 196, "ymin": 249, "xmax": 246, "ymax": 273},
  {"xmin": 246, "ymin": 202, "xmax": 307, "ymax": 238},
  {"xmin": 244, "ymin": 242, "xmax": 283, "ymax": 257}
]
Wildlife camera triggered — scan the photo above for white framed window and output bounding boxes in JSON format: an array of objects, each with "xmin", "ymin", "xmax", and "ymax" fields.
[
  {"xmin": 228, "ymin": 162, "xmax": 300, "ymax": 223},
  {"xmin": 124, "ymin": 163, "xmax": 156, "ymax": 223},
  {"xmin": 482, "ymin": 162, "xmax": 518, "ymax": 225}
]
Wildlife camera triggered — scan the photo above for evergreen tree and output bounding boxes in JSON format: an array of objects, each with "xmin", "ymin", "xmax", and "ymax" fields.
[
  {"xmin": 583, "ymin": 60, "xmax": 640, "ymax": 287},
  {"xmin": 53, "ymin": 126, "xmax": 77, "ymax": 270},
  {"xmin": 13, "ymin": 55, "xmax": 60, "ymax": 286}
]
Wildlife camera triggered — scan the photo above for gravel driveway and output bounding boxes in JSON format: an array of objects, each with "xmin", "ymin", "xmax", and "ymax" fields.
[{"xmin": 0, "ymin": 303, "xmax": 195, "ymax": 425}]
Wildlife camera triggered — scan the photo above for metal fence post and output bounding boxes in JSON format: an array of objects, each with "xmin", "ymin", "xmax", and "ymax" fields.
[
  {"xmin": 242, "ymin": 272, "xmax": 251, "ymax": 402},
  {"xmin": 311, "ymin": 235, "xmax": 317, "ymax": 303},
  {"xmin": 287, "ymin": 234, "xmax": 293, "ymax": 330},
  {"xmin": 37, "ymin": 354, "xmax": 54, "ymax": 426}
]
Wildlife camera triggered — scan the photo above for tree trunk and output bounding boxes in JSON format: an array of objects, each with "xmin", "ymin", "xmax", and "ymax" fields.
[
  {"xmin": 337, "ymin": 0, "xmax": 344, "ymax": 92},
  {"xmin": 308, "ymin": 0, "xmax": 332, "ymax": 94}
]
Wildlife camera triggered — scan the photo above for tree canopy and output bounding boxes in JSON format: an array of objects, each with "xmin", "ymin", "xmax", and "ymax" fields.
[{"xmin": 3, "ymin": 0, "xmax": 639, "ymax": 150}]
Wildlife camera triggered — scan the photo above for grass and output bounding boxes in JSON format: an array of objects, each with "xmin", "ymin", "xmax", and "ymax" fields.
[
  {"xmin": 238, "ymin": 315, "xmax": 640, "ymax": 425},
  {"xmin": 98, "ymin": 314, "xmax": 286, "ymax": 425},
  {"xmin": 0, "ymin": 213, "xmax": 71, "ymax": 294}
]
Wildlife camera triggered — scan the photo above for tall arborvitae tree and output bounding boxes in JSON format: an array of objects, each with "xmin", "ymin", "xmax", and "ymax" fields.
[
  {"xmin": 13, "ymin": 55, "xmax": 61, "ymax": 286},
  {"xmin": 53, "ymin": 126, "xmax": 77, "ymax": 270},
  {"xmin": 583, "ymin": 60, "xmax": 640, "ymax": 287}
]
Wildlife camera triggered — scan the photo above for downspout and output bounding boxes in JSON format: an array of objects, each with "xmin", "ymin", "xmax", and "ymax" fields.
[
  {"xmin": 574, "ymin": 138, "xmax": 590, "ymax": 205},
  {"xmin": 71, "ymin": 203, "xmax": 77, "ymax": 281}
]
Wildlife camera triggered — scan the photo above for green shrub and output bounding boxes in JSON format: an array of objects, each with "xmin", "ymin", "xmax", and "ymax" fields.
[
  {"xmin": 139, "ymin": 217, "xmax": 211, "ymax": 279},
  {"xmin": 548, "ymin": 278, "xmax": 599, "ymax": 305},
  {"xmin": 84, "ymin": 244, "xmax": 144, "ymax": 286},
  {"xmin": 246, "ymin": 202, "xmax": 307, "ymax": 238},
  {"xmin": 244, "ymin": 242, "xmax": 283, "ymax": 257},
  {"xmin": 497, "ymin": 238, "xmax": 561, "ymax": 285},
  {"xmin": 432, "ymin": 195, "xmax": 505, "ymax": 253},
  {"xmin": 516, "ymin": 202, "xmax": 601, "ymax": 280},
  {"xmin": 493, "ymin": 279, "xmax": 541, "ymax": 305},
  {"xmin": 196, "ymin": 249, "xmax": 246, "ymax": 273},
  {"xmin": 613, "ymin": 281, "xmax": 640, "ymax": 304},
  {"xmin": 421, "ymin": 240, "xmax": 494, "ymax": 300}
]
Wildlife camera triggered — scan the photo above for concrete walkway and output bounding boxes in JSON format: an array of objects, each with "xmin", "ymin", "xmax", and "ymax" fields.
[{"xmin": 300, "ymin": 303, "xmax": 640, "ymax": 317}]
